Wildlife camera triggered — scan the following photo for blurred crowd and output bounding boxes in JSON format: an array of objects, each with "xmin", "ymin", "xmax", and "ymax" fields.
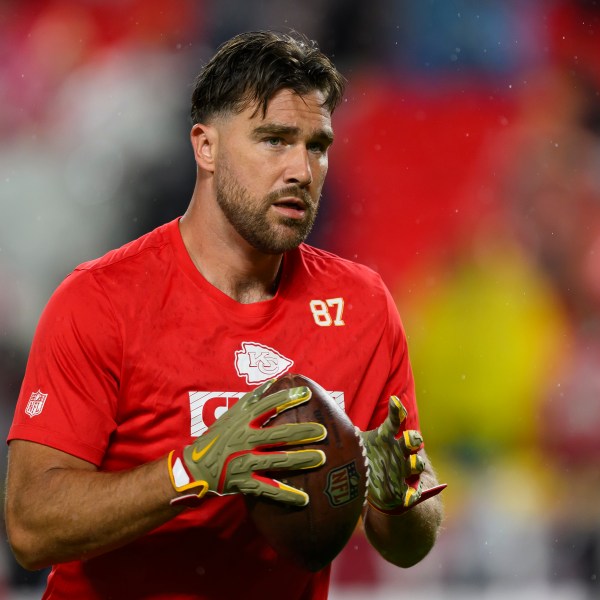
[{"xmin": 1, "ymin": 0, "xmax": 599, "ymax": 598}]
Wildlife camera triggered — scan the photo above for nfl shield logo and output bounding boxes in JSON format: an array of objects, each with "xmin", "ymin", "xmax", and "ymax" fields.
[
  {"xmin": 25, "ymin": 390, "xmax": 48, "ymax": 418},
  {"xmin": 324, "ymin": 460, "xmax": 361, "ymax": 507}
]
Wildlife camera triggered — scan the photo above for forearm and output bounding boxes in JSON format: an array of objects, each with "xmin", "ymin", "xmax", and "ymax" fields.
[
  {"xmin": 6, "ymin": 383, "xmax": 325, "ymax": 570},
  {"xmin": 363, "ymin": 466, "xmax": 444, "ymax": 568},
  {"xmin": 6, "ymin": 450, "xmax": 181, "ymax": 569}
]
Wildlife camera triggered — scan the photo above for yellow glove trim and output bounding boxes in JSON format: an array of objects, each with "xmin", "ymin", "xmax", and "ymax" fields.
[
  {"xmin": 275, "ymin": 389, "xmax": 312, "ymax": 415},
  {"xmin": 167, "ymin": 451, "xmax": 210, "ymax": 496},
  {"xmin": 403, "ymin": 485, "xmax": 418, "ymax": 508},
  {"xmin": 403, "ymin": 430, "xmax": 422, "ymax": 452},
  {"xmin": 390, "ymin": 395, "xmax": 408, "ymax": 420},
  {"xmin": 276, "ymin": 480, "xmax": 309, "ymax": 506}
]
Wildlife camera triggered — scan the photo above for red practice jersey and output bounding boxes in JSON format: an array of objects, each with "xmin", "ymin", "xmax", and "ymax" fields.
[{"xmin": 8, "ymin": 218, "xmax": 419, "ymax": 600}]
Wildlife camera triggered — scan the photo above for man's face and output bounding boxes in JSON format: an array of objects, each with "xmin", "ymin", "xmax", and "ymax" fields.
[{"xmin": 213, "ymin": 88, "xmax": 334, "ymax": 254}]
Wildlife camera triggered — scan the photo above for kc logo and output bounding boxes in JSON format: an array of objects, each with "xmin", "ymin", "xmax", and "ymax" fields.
[
  {"xmin": 234, "ymin": 341, "xmax": 293, "ymax": 385},
  {"xmin": 187, "ymin": 341, "xmax": 342, "ymax": 437}
]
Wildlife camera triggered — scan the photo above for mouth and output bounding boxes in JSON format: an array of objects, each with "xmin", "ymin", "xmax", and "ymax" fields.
[{"xmin": 271, "ymin": 197, "xmax": 308, "ymax": 219}]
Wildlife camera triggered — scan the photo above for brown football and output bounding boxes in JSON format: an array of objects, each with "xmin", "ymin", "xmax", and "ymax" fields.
[{"xmin": 245, "ymin": 373, "xmax": 368, "ymax": 572}]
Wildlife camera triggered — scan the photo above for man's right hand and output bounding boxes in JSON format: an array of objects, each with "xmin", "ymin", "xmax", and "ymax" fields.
[{"xmin": 168, "ymin": 380, "xmax": 327, "ymax": 507}]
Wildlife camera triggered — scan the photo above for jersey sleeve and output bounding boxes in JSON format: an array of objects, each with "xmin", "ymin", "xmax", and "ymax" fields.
[
  {"xmin": 8, "ymin": 268, "xmax": 121, "ymax": 465},
  {"xmin": 365, "ymin": 281, "xmax": 420, "ymax": 433}
]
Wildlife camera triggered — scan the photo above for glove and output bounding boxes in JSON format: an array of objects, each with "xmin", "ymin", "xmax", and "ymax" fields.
[
  {"xmin": 360, "ymin": 395, "xmax": 446, "ymax": 515},
  {"xmin": 168, "ymin": 379, "xmax": 327, "ymax": 507}
]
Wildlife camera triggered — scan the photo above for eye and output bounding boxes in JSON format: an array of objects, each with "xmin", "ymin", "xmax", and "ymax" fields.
[
  {"xmin": 264, "ymin": 137, "xmax": 283, "ymax": 147},
  {"xmin": 307, "ymin": 141, "xmax": 327, "ymax": 154},
  {"xmin": 306, "ymin": 137, "xmax": 331, "ymax": 154}
]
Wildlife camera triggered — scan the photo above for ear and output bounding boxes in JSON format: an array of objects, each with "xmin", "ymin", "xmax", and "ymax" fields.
[{"xmin": 190, "ymin": 123, "xmax": 217, "ymax": 172}]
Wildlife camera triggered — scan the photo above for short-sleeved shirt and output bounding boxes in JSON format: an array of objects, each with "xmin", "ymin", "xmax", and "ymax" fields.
[{"xmin": 8, "ymin": 218, "xmax": 418, "ymax": 600}]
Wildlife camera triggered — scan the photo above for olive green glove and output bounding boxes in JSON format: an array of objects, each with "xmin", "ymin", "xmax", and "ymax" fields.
[
  {"xmin": 168, "ymin": 379, "xmax": 327, "ymax": 507},
  {"xmin": 360, "ymin": 395, "xmax": 446, "ymax": 514}
]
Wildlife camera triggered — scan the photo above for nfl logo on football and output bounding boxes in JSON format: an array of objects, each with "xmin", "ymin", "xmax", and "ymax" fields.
[{"xmin": 25, "ymin": 390, "xmax": 48, "ymax": 418}]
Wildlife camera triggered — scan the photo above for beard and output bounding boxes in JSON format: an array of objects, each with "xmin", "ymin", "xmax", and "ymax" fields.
[{"xmin": 215, "ymin": 160, "xmax": 319, "ymax": 255}]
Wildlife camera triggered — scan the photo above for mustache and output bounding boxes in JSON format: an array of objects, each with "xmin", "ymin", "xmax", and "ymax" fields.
[{"xmin": 266, "ymin": 186, "xmax": 314, "ymax": 207}]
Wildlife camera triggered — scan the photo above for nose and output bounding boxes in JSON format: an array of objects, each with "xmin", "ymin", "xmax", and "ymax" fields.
[{"xmin": 284, "ymin": 145, "xmax": 312, "ymax": 187}]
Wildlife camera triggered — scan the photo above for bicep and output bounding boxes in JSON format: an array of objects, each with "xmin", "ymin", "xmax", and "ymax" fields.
[{"xmin": 9, "ymin": 273, "xmax": 120, "ymax": 464}]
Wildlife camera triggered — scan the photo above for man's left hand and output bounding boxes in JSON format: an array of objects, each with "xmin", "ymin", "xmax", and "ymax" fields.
[{"xmin": 360, "ymin": 396, "xmax": 445, "ymax": 514}]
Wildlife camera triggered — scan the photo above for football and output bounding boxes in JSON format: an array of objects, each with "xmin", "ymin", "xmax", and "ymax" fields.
[{"xmin": 245, "ymin": 373, "xmax": 368, "ymax": 572}]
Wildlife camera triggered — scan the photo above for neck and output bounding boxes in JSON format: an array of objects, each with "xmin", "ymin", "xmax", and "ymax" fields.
[
  {"xmin": 179, "ymin": 195, "xmax": 284, "ymax": 304},
  {"xmin": 224, "ymin": 260, "xmax": 284, "ymax": 304}
]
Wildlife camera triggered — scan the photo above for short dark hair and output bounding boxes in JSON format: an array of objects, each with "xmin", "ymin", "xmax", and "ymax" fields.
[{"xmin": 190, "ymin": 30, "xmax": 346, "ymax": 124}]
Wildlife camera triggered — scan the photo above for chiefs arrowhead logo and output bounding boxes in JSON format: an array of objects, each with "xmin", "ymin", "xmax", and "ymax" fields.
[{"xmin": 235, "ymin": 342, "xmax": 293, "ymax": 385}]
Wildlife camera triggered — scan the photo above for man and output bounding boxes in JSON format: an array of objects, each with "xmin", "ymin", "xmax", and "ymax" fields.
[{"xmin": 5, "ymin": 31, "xmax": 444, "ymax": 599}]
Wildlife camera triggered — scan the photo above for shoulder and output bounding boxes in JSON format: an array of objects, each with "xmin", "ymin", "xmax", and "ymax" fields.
[
  {"xmin": 295, "ymin": 244, "xmax": 390, "ymax": 302},
  {"xmin": 297, "ymin": 244, "xmax": 386, "ymax": 286},
  {"xmin": 296, "ymin": 243, "xmax": 405, "ymax": 334},
  {"xmin": 75, "ymin": 220, "xmax": 174, "ymax": 278},
  {"xmin": 45, "ymin": 220, "xmax": 177, "ymax": 316}
]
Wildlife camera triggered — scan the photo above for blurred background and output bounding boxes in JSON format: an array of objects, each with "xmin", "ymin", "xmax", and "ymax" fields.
[{"xmin": 1, "ymin": 0, "xmax": 599, "ymax": 598}]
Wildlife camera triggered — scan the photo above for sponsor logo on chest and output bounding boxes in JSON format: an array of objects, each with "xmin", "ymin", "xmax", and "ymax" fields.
[{"xmin": 188, "ymin": 342, "xmax": 345, "ymax": 437}]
